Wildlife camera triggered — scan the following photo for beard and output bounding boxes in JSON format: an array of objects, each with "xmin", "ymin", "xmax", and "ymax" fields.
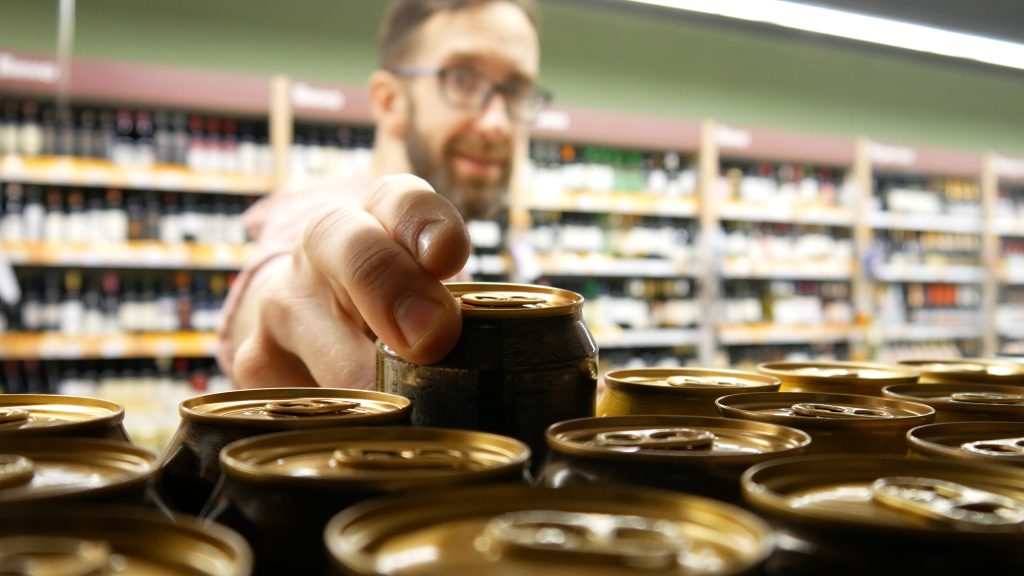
[{"xmin": 403, "ymin": 107, "xmax": 511, "ymax": 221}]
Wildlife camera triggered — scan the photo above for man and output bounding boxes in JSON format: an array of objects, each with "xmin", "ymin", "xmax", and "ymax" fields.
[{"xmin": 218, "ymin": 0, "xmax": 547, "ymax": 388}]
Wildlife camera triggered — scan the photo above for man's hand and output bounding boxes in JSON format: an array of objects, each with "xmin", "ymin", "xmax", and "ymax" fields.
[{"xmin": 231, "ymin": 175, "xmax": 470, "ymax": 388}]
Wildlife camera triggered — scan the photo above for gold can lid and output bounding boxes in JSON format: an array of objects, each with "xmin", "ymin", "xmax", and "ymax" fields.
[
  {"xmin": 0, "ymin": 438, "xmax": 157, "ymax": 503},
  {"xmin": 547, "ymin": 416, "xmax": 809, "ymax": 465},
  {"xmin": 182, "ymin": 388, "xmax": 410, "ymax": 428},
  {"xmin": 909, "ymin": 421, "xmax": 1024, "ymax": 465},
  {"xmin": 758, "ymin": 361, "xmax": 919, "ymax": 386},
  {"xmin": 447, "ymin": 282, "xmax": 583, "ymax": 319},
  {"xmin": 899, "ymin": 358, "xmax": 1024, "ymax": 384},
  {"xmin": 220, "ymin": 427, "xmax": 530, "ymax": 491},
  {"xmin": 883, "ymin": 383, "xmax": 1024, "ymax": 415},
  {"xmin": 716, "ymin": 392, "xmax": 934, "ymax": 429},
  {"xmin": 325, "ymin": 484, "xmax": 773, "ymax": 576},
  {"xmin": 605, "ymin": 368, "xmax": 779, "ymax": 396},
  {"xmin": 742, "ymin": 454, "xmax": 1024, "ymax": 536},
  {"xmin": 0, "ymin": 507, "xmax": 252, "ymax": 575},
  {"xmin": 0, "ymin": 394, "xmax": 124, "ymax": 435}
]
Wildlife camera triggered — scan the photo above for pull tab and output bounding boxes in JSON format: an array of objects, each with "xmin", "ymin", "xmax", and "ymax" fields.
[
  {"xmin": 478, "ymin": 510, "xmax": 686, "ymax": 570},
  {"xmin": 593, "ymin": 428, "xmax": 716, "ymax": 450},
  {"xmin": 961, "ymin": 437, "xmax": 1024, "ymax": 457},
  {"xmin": 0, "ymin": 536, "xmax": 114, "ymax": 576},
  {"xmin": 461, "ymin": 292, "xmax": 547, "ymax": 308},
  {"xmin": 790, "ymin": 402, "xmax": 893, "ymax": 419},
  {"xmin": 332, "ymin": 446, "xmax": 475, "ymax": 470},
  {"xmin": 0, "ymin": 408, "xmax": 30, "ymax": 425},
  {"xmin": 665, "ymin": 376, "xmax": 734, "ymax": 388},
  {"xmin": 950, "ymin": 392, "xmax": 1024, "ymax": 405},
  {"xmin": 0, "ymin": 455, "xmax": 34, "ymax": 490},
  {"xmin": 262, "ymin": 398, "xmax": 361, "ymax": 417},
  {"xmin": 871, "ymin": 476, "xmax": 1024, "ymax": 530}
]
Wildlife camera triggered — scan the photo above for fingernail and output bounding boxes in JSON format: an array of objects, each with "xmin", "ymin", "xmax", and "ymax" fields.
[
  {"xmin": 395, "ymin": 294, "xmax": 446, "ymax": 349},
  {"xmin": 417, "ymin": 221, "xmax": 444, "ymax": 260}
]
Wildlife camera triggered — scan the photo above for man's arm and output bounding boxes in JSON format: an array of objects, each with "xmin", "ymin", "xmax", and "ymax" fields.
[{"xmin": 221, "ymin": 174, "xmax": 471, "ymax": 389}]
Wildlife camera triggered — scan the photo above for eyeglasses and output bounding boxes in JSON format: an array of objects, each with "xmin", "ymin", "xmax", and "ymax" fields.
[{"xmin": 391, "ymin": 65, "xmax": 552, "ymax": 124}]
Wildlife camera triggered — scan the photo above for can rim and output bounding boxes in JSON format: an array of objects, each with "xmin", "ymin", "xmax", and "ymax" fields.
[
  {"xmin": 716, "ymin": 391, "xmax": 935, "ymax": 428},
  {"xmin": 604, "ymin": 368, "xmax": 780, "ymax": 395},
  {"xmin": 179, "ymin": 387, "xmax": 411, "ymax": 428},
  {"xmin": 446, "ymin": 282, "xmax": 583, "ymax": 318},
  {"xmin": 219, "ymin": 426, "xmax": 531, "ymax": 490},
  {"xmin": 898, "ymin": 358, "xmax": 1024, "ymax": 381},
  {"xmin": 883, "ymin": 383, "xmax": 1024, "ymax": 414},
  {"xmin": 757, "ymin": 361, "xmax": 920, "ymax": 386},
  {"xmin": 0, "ymin": 394, "xmax": 125, "ymax": 435},
  {"xmin": 908, "ymin": 421, "xmax": 1024, "ymax": 463},
  {"xmin": 546, "ymin": 415, "xmax": 811, "ymax": 464}
]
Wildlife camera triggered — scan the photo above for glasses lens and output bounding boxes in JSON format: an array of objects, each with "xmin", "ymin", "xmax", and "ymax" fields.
[{"xmin": 441, "ymin": 67, "xmax": 488, "ymax": 108}]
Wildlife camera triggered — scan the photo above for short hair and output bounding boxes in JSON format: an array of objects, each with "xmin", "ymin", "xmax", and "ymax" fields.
[{"xmin": 378, "ymin": 0, "xmax": 539, "ymax": 69}]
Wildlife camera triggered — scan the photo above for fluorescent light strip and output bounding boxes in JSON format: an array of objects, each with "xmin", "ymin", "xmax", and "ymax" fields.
[{"xmin": 624, "ymin": 0, "xmax": 1024, "ymax": 72}]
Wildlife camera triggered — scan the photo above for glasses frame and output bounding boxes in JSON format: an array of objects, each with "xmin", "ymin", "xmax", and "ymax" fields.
[{"xmin": 390, "ymin": 65, "xmax": 552, "ymax": 124}]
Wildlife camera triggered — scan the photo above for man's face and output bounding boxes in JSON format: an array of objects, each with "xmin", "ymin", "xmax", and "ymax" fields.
[{"xmin": 399, "ymin": 1, "xmax": 539, "ymax": 220}]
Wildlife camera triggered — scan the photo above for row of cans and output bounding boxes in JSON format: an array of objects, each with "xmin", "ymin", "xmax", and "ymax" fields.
[{"xmin": 3, "ymin": 282, "xmax": 1024, "ymax": 574}]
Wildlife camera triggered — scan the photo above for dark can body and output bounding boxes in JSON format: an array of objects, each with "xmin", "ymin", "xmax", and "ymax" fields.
[
  {"xmin": 0, "ymin": 394, "xmax": 130, "ymax": 443},
  {"xmin": 156, "ymin": 387, "xmax": 411, "ymax": 516},
  {"xmin": 213, "ymin": 426, "xmax": 530, "ymax": 575},
  {"xmin": 538, "ymin": 415, "xmax": 810, "ymax": 504},
  {"xmin": 742, "ymin": 455, "xmax": 1024, "ymax": 575},
  {"xmin": 376, "ymin": 283, "xmax": 598, "ymax": 462}
]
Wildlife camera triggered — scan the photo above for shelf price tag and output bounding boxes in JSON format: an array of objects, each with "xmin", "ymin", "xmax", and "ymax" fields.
[
  {"xmin": 995, "ymin": 156, "xmax": 1024, "ymax": 180},
  {"xmin": 715, "ymin": 125, "xmax": 752, "ymax": 150},
  {"xmin": 868, "ymin": 142, "xmax": 916, "ymax": 167}
]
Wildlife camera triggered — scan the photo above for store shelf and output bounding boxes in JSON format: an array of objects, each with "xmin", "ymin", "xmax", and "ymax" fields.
[
  {"xmin": 721, "ymin": 259, "xmax": 853, "ymax": 280},
  {"xmin": 465, "ymin": 253, "xmax": 509, "ymax": 276},
  {"xmin": 868, "ymin": 211, "xmax": 981, "ymax": 234},
  {"xmin": 873, "ymin": 264, "xmax": 985, "ymax": 284},
  {"xmin": 718, "ymin": 323, "xmax": 860, "ymax": 346},
  {"xmin": 994, "ymin": 220, "xmax": 1024, "ymax": 237},
  {"xmin": 1001, "ymin": 267, "xmax": 1024, "ymax": 285},
  {"xmin": 526, "ymin": 192, "xmax": 697, "ymax": 218},
  {"xmin": 592, "ymin": 327, "xmax": 701, "ymax": 349},
  {"xmin": 2, "ymin": 241, "xmax": 250, "ymax": 270},
  {"xmin": 879, "ymin": 324, "xmax": 983, "ymax": 342},
  {"xmin": 0, "ymin": 155, "xmax": 270, "ymax": 195},
  {"xmin": 536, "ymin": 254, "xmax": 695, "ymax": 278},
  {"xmin": 717, "ymin": 202, "xmax": 854, "ymax": 227},
  {"xmin": 0, "ymin": 332, "xmax": 220, "ymax": 360}
]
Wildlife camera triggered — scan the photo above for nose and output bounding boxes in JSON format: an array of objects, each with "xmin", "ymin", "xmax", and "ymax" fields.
[{"xmin": 476, "ymin": 90, "xmax": 513, "ymax": 137}]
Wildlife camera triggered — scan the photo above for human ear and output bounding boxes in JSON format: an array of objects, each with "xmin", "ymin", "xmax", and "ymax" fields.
[{"xmin": 369, "ymin": 70, "xmax": 408, "ymax": 138}]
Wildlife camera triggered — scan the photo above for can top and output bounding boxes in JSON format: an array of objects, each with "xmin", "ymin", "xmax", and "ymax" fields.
[
  {"xmin": 605, "ymin": 368, "xmax": 779, "ymax": 396},
  {"xmin": 325, "ymin": 484, "xmax": 773, "ymax": 576},
  {"xmin": 0, "ymin": 507, "xmax": 252, "ymax": 575},
  {"xmin": 898, "ymin": 358, "xmax": 1024, "ymax": 384},
  {"xmin": 758, "ymin": 361, "xmax": 919, "ymax": 386},
  {"xmin": 0, "ymin": 394, "xmax": 124, "ymax": 435},
  {"xmin": 182, "ymin": 388, "xmax": 411, "ymax": 428},
  {"xmin": 883, "ymin": 383, "xmax": 1024, "ymax": 415},
  {"xmin": 220, "ymin": 426, "xmax": 529, "ymax": 491},
  {"xmin": 547, "ymin": 416, "xmax": 809, "ymax": 465},
  {"xmin": 0, "ymin": 438, "xmax": 157, "ymax": 503},
  {"xmin": 743, "ymin": 454, "xmax": 1024, "ymax": 536},
  {"xmin": 716, "ymin": 392, "xmax": 934, "ymax": 429},
  {"xmin": 908, "ymin": 421, "xmax": 1024, "ymax": 465},
  {"xmin": 447, "ymin": 282, "xmax": 583, "ymax": 319}
]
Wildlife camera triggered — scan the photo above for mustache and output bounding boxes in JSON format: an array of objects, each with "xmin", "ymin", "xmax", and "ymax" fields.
[{"xmin": 448, "ymin": 139, "xmax": 511, "ymax": 159}]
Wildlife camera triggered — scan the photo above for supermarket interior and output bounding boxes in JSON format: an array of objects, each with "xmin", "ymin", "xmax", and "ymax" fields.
[{"xmin": 5, "ymin": 1, "xmax": 1024, "ymax": 574}]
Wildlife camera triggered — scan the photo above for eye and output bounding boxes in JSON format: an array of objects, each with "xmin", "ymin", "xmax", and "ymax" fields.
[{"xmin": 446, "ymin": 67, "xmax": 486, "ymax": 95}]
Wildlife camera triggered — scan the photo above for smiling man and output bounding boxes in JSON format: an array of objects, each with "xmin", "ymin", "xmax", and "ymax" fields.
[{"xmin": 219, "ymin": 0, "xmax": 547, "ymax": 388}]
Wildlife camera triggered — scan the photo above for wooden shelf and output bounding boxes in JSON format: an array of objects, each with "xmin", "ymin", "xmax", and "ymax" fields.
[
  {"xmin": 535, "ymin": 254, "xmax": 695, "ymax": 278},
  {"xmin": 718, "ymin": 323, "xmax": 859, "ymax": 346},
  {"xmin": 721, "ymin": 259, "xmax": 853, "ymax": 280},
  {"xmin": 527, "ymin": 192, "xmax": 697, "ymax": 218},
  {"xmin": 0, "ymin": 332, "xmax": 220, "ymax": 360},
  {"xmin": 592, "ymin": 327, "xmax": 701, "ymax": 349},
  {"xmin": 717, "ymin": 202, "xmax": 854, "ymax": 227},
  {"xmin": 2, "ymin": 241, "xmax": 250, "ymax": 270},
  {"xmin": 994, "ymin": 220, "xmax": 1024, "ymax": 237},
  {"xmin": 869, "ymin": 211, "xmax": 981, "ymax": 234},
  {"xmin": 879, "ymin": 324, "xmax": 983, "ymax": 342},
  {"xmin": 873, "ymin": 264, "xmax": 985, "ymax": 284},
  {"xmin": 0, "ymin": 155, "xmax": 270, "ymax": 195}
]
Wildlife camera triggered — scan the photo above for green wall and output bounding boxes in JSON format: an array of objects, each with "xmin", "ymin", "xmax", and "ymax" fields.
[{"xmin": 3, "ymin": 0, "xmax": 1023, "ymax": 154}]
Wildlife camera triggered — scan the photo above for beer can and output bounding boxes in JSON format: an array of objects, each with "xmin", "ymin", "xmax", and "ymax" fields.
[
  {"xmin": 598, "ymin": 368, "xmax": 779, "ymax": 417},
  {"xmin": 0, "ymin": 437, "xmax": 157, "ymax": 507},
  {"xmin": 0, "ymin": 394, "xmax": 130, "ymax": 443},
  {"xmin": 898, "ymin": 358, "xmax": 1024, "ymax": 385},
  {"xmin": 757, "ymin": 361, "xmax": 919, "ymax": 396},
  {"xmin": 908, "ymin": 421, "xmax": 1024, "ymax": 467},
  {"xmin": 0, "ymin": 506, "xmax": 252, "ymax": 575},
  {"xmin": 716, "ymin": 392, "xmax": 934, "ymax": 454},
  {"xmin": 325, "ymin": 483, "xmax": 774, "ymax": 575},
  {"xmin": 376, "ymin": 283, "xmax": 598, "ymax": 461},
  {"xmin": 157, "ymin": 387, "xmax": 410, "ymax": 515},
  {"xmin": 214, "ymin": 426, "xmax": 530, "ymax": 575},
  {"xmin": 883, "ymin": 382, "xmax": 1024, "ymax": 423},
  {"xmin": 538, "ymin": 415, "xmax": 810, "ymax": 503},
  {"xmin": 742, "ymin": 454, "xmax": 1024, "ymax": 574}
]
